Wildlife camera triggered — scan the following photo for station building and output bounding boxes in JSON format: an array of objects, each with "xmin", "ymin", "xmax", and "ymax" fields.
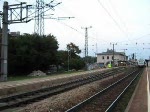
[{"xmin": 97, "ymin": 49, "xmax": 127, "ymax": 67}]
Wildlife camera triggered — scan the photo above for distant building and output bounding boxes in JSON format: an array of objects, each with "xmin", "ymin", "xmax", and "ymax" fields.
[
  {"xmin": 97, "ymin": 49, "xmax": 127, "ymax": 67},
  {"xmin": 145, "ymin": 59, "xmax": 150, "ymax": 67},
  {"xmin": 9, "ymin": 31, "xmax": 20, "ymax": 37},
  {"xmin": 148, "ymin": 61, "xmax": 150, "ymax": 67}
]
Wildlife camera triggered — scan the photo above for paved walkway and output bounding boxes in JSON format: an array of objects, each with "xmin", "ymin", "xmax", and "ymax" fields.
[{"xmin": 125, "ymin": 67, "xmax": 149, "ymax": 112}]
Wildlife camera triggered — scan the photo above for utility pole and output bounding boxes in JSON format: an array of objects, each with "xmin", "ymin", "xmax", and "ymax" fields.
[
  {"xmin": 111, "ymin": 43, "xmax": 117, "ymax": 68},
  {"xmin": 0, "ymin": 1, "xmax": 72, "ymax": 81},
  {"xmin": 67, "ymin": 44, "xmax": 71, "ymax": 72},
  {"xmin": 96, "ymin": 43, "xmax": 98, "ymax": 55},
  {"xmin": 112, "ymin": 43, "xmax": 114, "ymax": 67},
  {"xmin": 0, "ymin": 11, "xmax": 2, "ymax": 32},
  {"xmin": 81, "ymin": 26, "xmax": 92, "ymax": 63},
  {"xmin": 120, "ymin": 49, "xmax": 127, "ymax": 61},
  {"xmin": 0, "ymin": 2, "xmax": 8, "ymax": 81},
  {"xmin": 135, "ymin": 53, "xmax": 136, "ymax": 61},
  {"xmin": 0, "ymin": 2, "xmax": 32, "ymax": 81}
]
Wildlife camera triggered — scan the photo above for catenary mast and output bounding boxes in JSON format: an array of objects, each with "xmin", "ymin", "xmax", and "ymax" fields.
[{"xmin": 34, "ymin": 0, "xmax": 44, "ymax": 36}]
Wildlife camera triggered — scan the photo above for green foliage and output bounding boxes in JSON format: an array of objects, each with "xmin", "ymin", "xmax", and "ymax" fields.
[
  {"xmin": 67, "ymin": 42, "xmax": 81, "ymax": 55},
  {"xmin": 56, "ymin": 50, "xmax": 68, "ymax": 64},
  {"xmin": 69, "ymin": 58, "xmax": 85, "ymax": 70},
  {"xmin": 57, "ymin": 42, "xmax": 85, "ymax": 71},
  {"xmin": 83, "ymin": 56, "xmax": 97, "ymax": 64},
  {"xmin": 8, "ymin": 35, "xmax": 85, "ymax": 75},
  {"xmin": 63, "ymin": 58, "xmax": 85, "ymax": 70},
  {"xmin": 8, "ymin": 34, "xmax": 58, "ymax": 75}
]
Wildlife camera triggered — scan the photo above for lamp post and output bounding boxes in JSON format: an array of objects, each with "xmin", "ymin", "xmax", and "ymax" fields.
[
  {"xmin": 67, "ymin": 49, "xmax": 70, "ymax": 72},
  {"xmin": 92, "ymin": 45, "xmax": 95, "ymax": 64},
  {"xmin": 67, "ymin": 44, "xmax": 72, "ymax": 72}
]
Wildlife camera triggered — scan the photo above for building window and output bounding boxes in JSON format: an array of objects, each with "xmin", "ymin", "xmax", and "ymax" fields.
[
  {"xmin": 112, "ymin": 56, "xmax": 113, "ymax": 60},
  {"xmin": 107, "ymin": 56, "xmax": 109, "ymax": 59},
  {"xmin": 102, "ymin": 56, "xmax": 104, "ymax": 59}
]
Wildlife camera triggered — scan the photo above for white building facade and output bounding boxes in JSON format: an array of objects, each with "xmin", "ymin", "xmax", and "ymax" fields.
[{"xmin": 97, "ymin": 49, "xmax": 127, "ymax": 67}]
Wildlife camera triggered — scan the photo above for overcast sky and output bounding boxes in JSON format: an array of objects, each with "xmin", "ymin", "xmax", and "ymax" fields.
[{"xmin": 0, "ymin": 0, "xmax": 150, "ymax": 59}]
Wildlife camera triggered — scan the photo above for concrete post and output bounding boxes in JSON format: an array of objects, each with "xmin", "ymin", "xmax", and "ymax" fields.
[{"xmin": 1, "ymin": 2, "xmax": 8, "ymax": 81}]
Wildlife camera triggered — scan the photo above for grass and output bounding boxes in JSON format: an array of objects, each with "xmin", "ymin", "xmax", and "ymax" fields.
[
  {"xmin": 7, "ymin": 70, "xmax": 85, "ymax": 81},
  {"xmin": 7, "ymin": 75, "xmax": 47, "ymax": 81}
]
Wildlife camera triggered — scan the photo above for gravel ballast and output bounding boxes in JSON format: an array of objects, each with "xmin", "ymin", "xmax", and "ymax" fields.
[
  {"xmin": 0, "ymin": 69, "xmax": 108, "ymax": 97},
  {"xmin": 17, "ymin": 72, "xmax": 124, "ymax": 112}
]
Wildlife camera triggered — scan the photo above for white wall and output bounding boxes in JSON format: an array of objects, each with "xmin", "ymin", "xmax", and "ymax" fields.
[
  {"xmin": 97, "ymin": 55, "xmax": 113, "ymax": 65},
  {"xmin": 148, "ymin": 61, "xmax": 150, "ymax": 67},
  {"xmin": 97, "ymin": 54, "xmax": 125, "ymax": 65}
]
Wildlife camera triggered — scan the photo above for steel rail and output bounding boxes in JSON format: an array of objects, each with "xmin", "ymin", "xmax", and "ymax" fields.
[
  {"xmin": 0, "ymin": 67, "xmax": 126, "ymax": 111},
  {"xmin": 65, "ymin": 69, "xmax": 140, "ymax": 112},
  {"xmin": 0, "ymin": 67, "xmax": 122, "ymax": 102},
  {"xmin": 105, "ymin": 68, "xmax": 144, "ymax": 112}
]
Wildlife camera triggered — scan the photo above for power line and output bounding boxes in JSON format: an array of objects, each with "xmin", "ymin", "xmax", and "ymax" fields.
[
  {"xmin": 97, "ymin": 0, "xmax": 128, "ymax": 37},
  {"xmin": 96, "ymin": 0, "xmax": 143, "ymax": 47},
  {"xmin": 17, "ymin": 0, "xmax": 62, "ymax": 35},
  {"xmin": 108, "ymin": 0, "xmax": 129, "ymax": 34},
  {"xmin": 35, "ymin": 1, "xmax": 65, "ymax": 36},
  {"xmin": 117, "ymin": 33, "xmax": 150, "ymax": 44},
  {"xmin": 56, "ymin": 20, "xmax": 83, "ymax": 35},
  {"xmin": 53, "ymin": 2, "xmax": 112, "ymax": 45}
]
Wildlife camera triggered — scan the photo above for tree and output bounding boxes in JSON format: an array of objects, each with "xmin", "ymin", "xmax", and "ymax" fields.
[
  {"xmin": 83, "ymin": 56, "xmax": 97, "ymax": 64},
  {"xmin": 58, "ymin": 42, "xmax": 85, "ymax": 71},
  {"xmin": 56, "ymin": 50, "xmax": 68, "ymax": 71},
  {"xmin": 8, "ymin": 33, "xmax": 58, "ymax": 75},
  {"xmin": 67, "ymin": 42, "xmax": 81, "ymax": 59}
]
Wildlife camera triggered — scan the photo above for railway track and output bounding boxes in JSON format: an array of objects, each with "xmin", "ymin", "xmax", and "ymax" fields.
[
  {"xmin": 66, "ymin": 68, "xmax": 143, "ymax": 112},
  {"xmin": 0, "ymin": 67, "xmax": 126, "ymax": 111}
]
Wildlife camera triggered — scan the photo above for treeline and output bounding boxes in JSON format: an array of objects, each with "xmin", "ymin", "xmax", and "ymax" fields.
[{"xmin": 8, "ymin": 34, "xmax": 85, "ymax": 75}]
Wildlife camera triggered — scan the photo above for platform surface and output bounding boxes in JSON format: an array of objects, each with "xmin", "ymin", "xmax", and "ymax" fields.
[
  {"xmin": 125, "ymin": 67, "xmax": 150, "ymax": 112},
  {"xmin": 0, "ymin": 68, "xmax": 108, "ymax": 90}
]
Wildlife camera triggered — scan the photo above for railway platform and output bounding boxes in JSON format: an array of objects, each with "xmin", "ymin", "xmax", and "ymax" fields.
[
  {"xmin": 0, "ymin": 68, "xmax": 108, "ymax": 97},
  {"xmin": 125, "ymin": 67, "xmax": 149, "ymax": 112}
]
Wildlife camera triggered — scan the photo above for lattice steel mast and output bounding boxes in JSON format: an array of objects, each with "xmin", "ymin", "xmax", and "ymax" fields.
[
  {"xmin": 34, "ymin": 0, "xmax": 44, "ymax": 36},
  {"xmin": 82, "ymin": 26, "xmax": 92, "ymax": 58}
]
